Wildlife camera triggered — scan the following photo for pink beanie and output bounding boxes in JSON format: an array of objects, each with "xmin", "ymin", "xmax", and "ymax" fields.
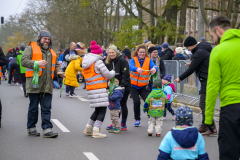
[{"xmin": 90, "ymin": 41, "xmax": 103, "ymax": 54}]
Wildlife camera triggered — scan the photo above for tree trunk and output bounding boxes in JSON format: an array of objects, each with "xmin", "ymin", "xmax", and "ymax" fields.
[
  {"xmin": 150, "ymin": 0, "xmax": 155, "ymax": 26},
  {"xmin": 137, "ymin": 0, "xmax": 143, "ymax": 29},
  {"xmin": 220, "ymin": 0, "xmax": 225, "ymax": 16},
  {"xmin": 226, "ymin": 0, "xmax": 234, "ymax": 19},
  {"xmin": 116, "ymin": 0, "xmax": 120, "ymax": 29},
  {"xmin": 198, "ymin": 0, "xmax": 205, "ymax": 41},
  {"xmin": 199, "ymin": 0, "xmax": 208, "ymax": 27},
  {"xmin": 231, "ymin": 0, "xmax": 240, "ymax": 28}
]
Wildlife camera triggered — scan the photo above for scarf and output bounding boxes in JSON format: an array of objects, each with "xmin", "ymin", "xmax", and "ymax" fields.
[
  {"xmin": 152, "ymin": 56, "xmax": 161, "ymax": 78},
  {"xmin": 30, "ymin": 61, "xmax": 40, "ymax": 88},
  {"xmin": 137, "ymin": 55, "xmax": 145, "ymax": 65}
]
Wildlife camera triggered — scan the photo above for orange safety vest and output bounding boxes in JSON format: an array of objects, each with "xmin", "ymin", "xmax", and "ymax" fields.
[
  {"xmin": 0, "ymin": 66, "xmax": 1, "ymax": 77},
  {"xmin": 130, "ymin": 56, "xmax": 150, "ymax": 87},
  {"xmin": 82, "ymin": 62, "xmax": 107, "ymax": 91},
  {"xmin": 25, "ymin": 42, "xmax": 57, "ymax": 79}
]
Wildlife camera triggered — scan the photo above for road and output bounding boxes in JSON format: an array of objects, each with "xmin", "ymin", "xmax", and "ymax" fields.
[{"xmin": 0, "ymin": 80, "xmax": 219, "ymax": 160}]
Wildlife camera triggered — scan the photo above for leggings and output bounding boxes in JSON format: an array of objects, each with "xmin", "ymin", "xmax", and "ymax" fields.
[
  {"xmin": 69, "ymin": 86, "xmax": 75, "ymax": 95},
  {"xmin": 90, "ymin": 107, "xmax": 107, "ymax": 122},
  {"xmin": 163, "ymin": 103, "xmax": 175, "ymax": 117},
  {"xmin": 120, "ymin": 90, "xmax": 130, "ymax": 120}
]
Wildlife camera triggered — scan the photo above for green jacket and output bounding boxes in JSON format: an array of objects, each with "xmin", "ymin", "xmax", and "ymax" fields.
[
  {"xmin": 143, "ymin": 88, "xmax": 168, "ymax": 117},
  {"xmin": 21, "ymin": 45, "xmax": 62, "ymax": 94},
  {"xmin": 17, "ymin": 50, "xmax": 26, "ymax": 73},
  {"xmin": 205, "ymin": 29, "xmax": 240, "ymax": 125}
]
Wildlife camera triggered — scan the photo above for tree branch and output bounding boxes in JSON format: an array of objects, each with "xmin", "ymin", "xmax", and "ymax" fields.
[
  {"xmin": 133, "ymin": 0, "xmax": 160, "ymax": 18},
  {"xmin": 187, "ymin": 5, "xmax": 240, "ymax": 13}
]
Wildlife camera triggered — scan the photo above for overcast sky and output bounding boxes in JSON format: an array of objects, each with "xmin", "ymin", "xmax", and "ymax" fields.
[{"xmin": 0, "ymin": 0, "xmax": 28, "ymax": 20}]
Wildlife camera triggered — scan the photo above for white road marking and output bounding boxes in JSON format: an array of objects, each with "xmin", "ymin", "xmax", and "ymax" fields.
[
  {"xmin": 51, "ymin": 119, "xmax": 70, "ymax": 132},
  {"xmin": 83, "ymin": 152, "xmax": 99, "ymax": 160},
  {"xmin": 77, "ymin": 96, "xmax": 89, "ymax": 101}
]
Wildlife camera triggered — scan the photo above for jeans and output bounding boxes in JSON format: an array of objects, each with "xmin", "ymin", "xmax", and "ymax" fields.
[
  {"xmin": 53, "ymin": 81, "xmax": 60, "ymax": 89},
  {"xmin": 27, "ymin": 93, "xmax": 53, "ymax": 129},
  {"xmin": 62, "ymin": 68, "xmax": 69, "ymax": 93}
]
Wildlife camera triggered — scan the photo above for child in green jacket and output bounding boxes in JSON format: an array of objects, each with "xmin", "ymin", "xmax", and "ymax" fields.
[{"xmin": 143, "ymin": 79, "xmax": 168, "ymax": 137}]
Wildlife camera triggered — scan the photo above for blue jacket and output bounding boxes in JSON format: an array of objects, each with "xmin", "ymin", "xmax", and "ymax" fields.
[
  {"xmin": 58, "ymin": 54, "xmax": 63, "ymax": 62},
  {"xmin": 108, "ymin": 86, "xmax": 125, "ymax": 110},
  {"xmin": 163, "ymin": 83, "xmax": 173, "ymax": 103},
  {"xmin": 158, "ymin": 127, "xmax": 209, "ymax": 160},
  {"xmin": 129, "ymin": 56, "xmax": 158, "ymax": 89},
  {"xmin": 156, "ymin": 46, "xmax": 162, "ymax": 57}
]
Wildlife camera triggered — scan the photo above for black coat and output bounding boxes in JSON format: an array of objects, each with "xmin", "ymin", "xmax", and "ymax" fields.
[
  {"xmin": 0, "ymin": 48, "xmax": 7, "ymax": 66},
  {"xmin": 179, "ymin": 41, "xmax": 212, "ymax": 94},
  {"xmin": 105, "ymin": 55, "xmax": 131, "ymax": 92},
  {"xmin": 160, "ymin": 48, "xmax": 175, "ymax": 60},
  {"xmin": 63, "ymin": 48, "xmax": 78, "ymax": 66},
  {"xmin": 122, "ymin": 48, "xmax": 131, "ymax": 59}
]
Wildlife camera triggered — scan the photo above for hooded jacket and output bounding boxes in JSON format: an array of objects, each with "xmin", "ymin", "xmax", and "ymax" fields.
[
  {"xmin": 82, "ymin": 53, "xmax": 115, "ymax": 108},
  {"xmin": 65, "ymin": 55, "xmax": 82, "ymax": 88},
  {"xmin": 0, "ymin": 47, "xmax": 7, "ymax": 66},
  {"xmin": 122, "ymin": 48, "xmax": 131, "ymax": 59},
  {"xmin": 205, "ymin": 29, "xmax": 240, "ymax": 125},
  {"xmin": 179, "ymin": 41, "xmax": 212, "ymax": 94},
  {"xmin": 160, "ymin": 48, "xmax": 174, "ymax": 60},
  {"xmin": 158, "ymin": 127, "xmax": 209, "ymax": 160},
  {"xmin": 17, "ymin": 50, "xmax": 26, "ymax": 73},
  {"xmin": 108, "ymin": 86, "xmax": 125, "ymax": 110}
]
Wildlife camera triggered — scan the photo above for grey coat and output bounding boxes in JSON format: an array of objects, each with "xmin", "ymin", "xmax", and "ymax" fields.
[{"xmin": 82, "ymin": 53, "xmax": 115, "ymax": 108}]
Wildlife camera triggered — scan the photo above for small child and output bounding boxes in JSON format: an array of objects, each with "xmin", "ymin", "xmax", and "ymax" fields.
[
  {"xmin": 157, "ymin": 105, "xmax": 209, "ymax": 160},
  {"xmin": 53, "ymin": 75, "xmax": 60, "ymax": 89},
  {"xmin": 162, "ymin": 74, "xmax": 175, "ymax": 120},
  {"xmin": 108, "ymin": 85, "xmax": 125, "ymax": 134},
  {"xmin": 143, "ymin": 79, "xmax": 168, "ymax": 137}
]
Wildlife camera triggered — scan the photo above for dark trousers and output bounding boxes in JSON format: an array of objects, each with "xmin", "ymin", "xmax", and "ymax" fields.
[
  {"xmin": 27, "ymin": 93, "xmax": 53, "ymax": 129},
  {"xmin": 8, "ymin": 63, "xmax": 21, "ymax": 84},
  {"xmin": 130, "ymin": 86, "xmax": 150, "ymax": 120},
  {"xmin": 148, "ymin": 82, "xmax": 153, "ymax": 92},
  {"xmin": 218, "ymin": 104, "xmax": 240, "ymax": 160},
  {"xmin": 200, "ymin": 94, "xmax": 215, "ymax": 125},
  {"xmin": 63, "ymin": 68, "xmax": 69, "ymax": 93},
  {"xmin": 120, "ymin": 90, "xmax": 130, "ymax": 120},
  {"xmin": 163, "ymin": 103, "xmax": 175, "ymax": 117},
  {"xmin": 20, "ymin": 73, "xmax": 26, "ymax": 93},
  {"xmin": 69, "ymin": 86, "xmax": 75, "ymax": 95},
  {"xmin": 90, "ymin": 107, "xmax": 107, "ymax": 122}
]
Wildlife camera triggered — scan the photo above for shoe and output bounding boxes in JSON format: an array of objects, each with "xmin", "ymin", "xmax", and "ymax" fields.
[
  {"xmin": 1, "ymin": 78, "xmax": 4, "ymax": 80},
  {"xmin": 113, "ymin": 128, "xmax": 121, "ymax": 133},
  {"xmin": 83, "ymin": 85, "xmax": 86, "ymax": 89},
  {"xmin": 66, "ymin": 93, "xmax": 69, "ymax": 96},
  {"xmin": 69, "ymin": 94, "xmax": 74, "ymax": 98},
  {"xmin": 8, "ymin": 83, "xmax": 12, "ymax": 86},
  {"xmin": 108, "ymin": 128, "xmax": 115, "ymax": 133},
  {"xmin": 148, "ymin": 133, "xmax": 152, "ymax": 136},
  {"xmin": 92, "ymin": 127, "xmax": 107, "ymax": 138},
  {"xmin": 156, "ymin": 134, "xmax": 161, "ymax": 137},
  {"xmin": 83, "ymin": 124, "xmax": 93, "ymax": 136},
  {"xmin": 172, "ymin": 116, "xmax": 175, "ymax": 121},
  {"xmin": 163, "ymin": 117, "xmax": 166, "ymax": 121},
  {"xmin": 201, "ymin": 125, "xmax": 218, "ymax": 136},
  {"xmin": 134, "ymin": 120, "xmax": 140, "ymax": 127},
  {"xmin": 73, "ymin": 94, "xmax": 78, "ymax": 97},
  {"xmin": 106, "ymin": 124, "xmax": 113, "ymax": 130},
  {"xmin": 42, "ymin": 131, "xmax": 58, "ymax": 138},
  {"xmin": 28, "ymin": 130, "xmax": 40, "ymax": 137},
  {"xmin": 121, "ymin": 123, "xmax": 127, "ymax": 131},
  {"xmin": 198, "ymin": 124, "xmax": 208, "ymax": 133}
]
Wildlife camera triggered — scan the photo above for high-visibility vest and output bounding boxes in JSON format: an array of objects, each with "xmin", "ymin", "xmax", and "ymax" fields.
[
  {"xmin": 0, "ymin": 66, "xmax": 1, "ymax": 78},
  {"xmin": 25, "ymin": 42, "xmax": 57, "ymax": 79},
  {"xmin": 82, "ymin": 62, "xmax": 107, "ymax": 91},
  {"xmin": 130, "ymin": 56, "xmax": 150, "ymax": 87}
]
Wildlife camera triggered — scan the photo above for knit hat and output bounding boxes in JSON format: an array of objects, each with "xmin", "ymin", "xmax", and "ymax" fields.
[
  {"xmin": 87, "ymin": 48, "xmax": 91, "ymax": 53},
  {"xmin": 90, "ymin": 41, "xmax": 103, "ymax": 54},
  {"xmin": 175, "ymin": 105, "xmax": 193, "ymax": 126},
  {"xmin": 175, "ymin": 47, "xmax": 183, "ymax": 54},
  {"xmin": 153, "ymin": 79, "xmax": 162, "ymax": 89},
  {"xmin": 148, "ymin": 47, "xmax": 157, "ymax": 54},
  {"xmin": 108, "ymin": 45, "xmax": 120, "ymax": 55},
  {"xmin": 163, "ymin": 74, "xmax": 171, "ymax": 82},
  {"xmin": 37, "ymin": 30, "xmax": 52, "ymax": 48},
  {"xmin": 199, "ymin": 37, "xmax": 206, "ymax": 42},
  {"xmin": 15, "ymin": 47, "xmax": 20, "ymax": 52},
  {"xmin": 161, "ymin": 43, "xmax": 169, "ymax": 49},
  {"xmin": 184, "ymin": 36, "xmax": 197, "ymax": 47},
  {"xmin": 20, "ymin": 43, "xmax": 25, "ymax": 51},
  {"xmin": 8, "ymin": 48, "xmax": 13, "ymax": 52}
]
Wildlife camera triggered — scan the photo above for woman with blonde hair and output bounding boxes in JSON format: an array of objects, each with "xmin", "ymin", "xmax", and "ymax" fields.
[{"xmin": 129, "ymin": 44, "xmax": 158, "ymax": 127}]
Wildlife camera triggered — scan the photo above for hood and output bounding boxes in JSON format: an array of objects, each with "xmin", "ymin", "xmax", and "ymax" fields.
[
  {"xmin": 168, "ymin": 83, "xmax": 175, "ymax": 92},
  {"xmin": 177, "ymin": 53, "xmax": 184, "ymax": 58},
  {"xmin": 82, "ymin": 53, "xmax": 102, "ymax": 69},
  {"xmin": 220, "ymin": 29, "xmax": 240, "ymax": 44},
  {"xmin": 151, "ymin": 89, "xmax": 164, "ymax": 98},
  {"xmin": 193, "ymin": 41, "xmax": 212, "ymax": 54},
  {"xmin": 172, "ymin": 127, "xmax": 198, "ymax": 148},
  {"xmin": 114, "ymin": 86, "xmax": 125, "ymax": 92},
  {"xmin": 69, "ymin": 55, "xmax": 79, "ymax": 61}
]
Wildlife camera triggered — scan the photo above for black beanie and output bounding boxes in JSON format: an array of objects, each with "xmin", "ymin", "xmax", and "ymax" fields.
[
  {"xmin": 148, "ymin": 47, "xmax": 157, "ymax": 54},
  {"xmin": 184, "ymin": 36, "xmax": 197, "ymax": 47}
]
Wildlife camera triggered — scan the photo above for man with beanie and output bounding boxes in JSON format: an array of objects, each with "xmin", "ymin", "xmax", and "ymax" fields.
[
  {"xmin": 143, "ymin": 79, "xmax": 168, "ymax": 137},
  {"xmin": 174, "ymin": 36, "xmax": 217, "ymax": 135},
  {"xmin": 199, "ymin": 37, "xmax": 206, "ymax": 43},
  {"xmin": 160, "ymin": 43, "xmax": 174, "ymax": 60},
  {"xmin": 21, "ymin": 30, "xmax": 65, "ymax": 138}
]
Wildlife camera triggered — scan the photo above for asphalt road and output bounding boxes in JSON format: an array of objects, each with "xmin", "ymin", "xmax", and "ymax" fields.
[{"xmin": 0, "ymin": 80, "xmax": 219, "ymax": 160}]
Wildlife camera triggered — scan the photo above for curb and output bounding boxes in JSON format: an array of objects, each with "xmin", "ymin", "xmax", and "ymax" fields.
[{"xmin": 172, "ymin": 102, "xmax": 202, "ymax": 113}]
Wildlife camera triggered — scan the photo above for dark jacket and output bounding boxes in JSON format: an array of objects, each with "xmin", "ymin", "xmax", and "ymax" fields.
[
  {"xmin": 108, "ymin": 87, "xmax": 125, "ymax": 110},
  {"xmin": 122, "ymin": 48, "xmax": 131, "ymax": 59},
  {"xmin": 160, "ymin": 48, "xmax": 174, "ymax": 60},
  {"xmin": 173, "ymin": 54, "xmax": 187, "ymax": 60},
  {"xmin": 179, "ymin": 41, "xmax": 212, "ymax": 94},
  {"xmin": 63, "ymin": 48, "xmax": 78, "ymax": 66},
  {"xmin": 0, "ymin": 48, "xmax": 7, "ymax": 66},
  {"xmin": 102, "ymin": 49, "xmax": 107, "ymax": 63},
  {"xmin": 105, "ymin": 54, "xmax": 131, "ymax": 92},
  {"xmin": 156, "ymin": 46, "xmax": 162, "ymax": 57}
]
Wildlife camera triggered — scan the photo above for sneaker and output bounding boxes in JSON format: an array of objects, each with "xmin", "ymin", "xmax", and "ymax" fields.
[
  {"xmin": 73, "ymin": 94, "xmax": 78, "ymax": 97},
  {"xmin": 42, "ymin": 131, "xmax": 58, "ymax": 138},
  {"xmin": 66, "ymin": 92, "xmax": 69, "ymax": 96},
  {"xmin": 8, "ymin": 83, "xmax": 12, "ymax": 86},
  {"xmin": 108, "ymin": 128, "xmax": 115, "ymax": 133},
  {"xmin": 106, "ymin": 124, "xmax": 113, "ymax": 130},
  {"xmin": 163, "ymin": 117, "xmax": 166, "ymax": 121},
  {"xmin": 148, "ymin": 133, "xmax": 152, "ymax": 136},
  {"xmin": 134, "ymin": 120, "xmax": 140, "ymax": 127},
  {"xmin": 156, "ymin": 134, "xmax": 161, "ymax": 137},
  {"xmin": 28, "ymin": 130, "xmax": 40, "ymax": 137},
  {"xmin": 113, "ymin": 128, "xmax": 121, "ymax": 133},
  {"xmin": 121, "ymin": 123, "xmax": 127, "ymax": 131},
  {"xmin": 172, "ymin": 116, "xmax": 175, "ymax": 121}
]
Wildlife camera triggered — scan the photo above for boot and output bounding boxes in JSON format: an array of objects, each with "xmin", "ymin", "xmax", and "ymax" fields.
[
  {"xmin": 83, "ymin": 124, "xmax": 93, "ymax": 136},
  {"xmin": 92, "ymin": 127, "xmax": 107, "ymax": 138},
  {"xmin": 201, "ymin": 125, "xmax": 218, "ymax": 136},
  {"xmin": 198, "ymin": 124, "xmax": 208, "ymax": 133},
  {"xmin": 83, "ymin": 82, "xmax": 86, "ymax": 89}
]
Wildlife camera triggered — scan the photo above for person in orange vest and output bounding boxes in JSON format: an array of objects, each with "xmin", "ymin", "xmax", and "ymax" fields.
[
  {"xmin": 82, "ymin": 41, "xmax": 115, "ymax": 138},
  {"xmin": 129, "ymin": 44, "xmax": 158, "ymax": 127},
  {"xmin": 21, "ymin": 30, "xmax": 65, "ymax": 138}
]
